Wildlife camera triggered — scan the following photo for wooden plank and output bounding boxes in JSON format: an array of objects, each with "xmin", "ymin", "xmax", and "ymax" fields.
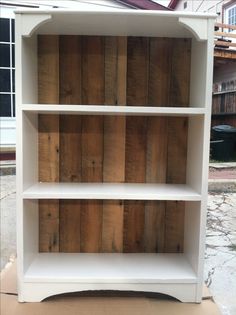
[
  {"xmin": 124, "ymin": 37, "xmax": 148, "ymax": 253},
  {"xmin": 126, "ymin": 37, "xmax": 149, "ymax": 107},
  {"xmin": 38, "ymin": 114, "xmax": 59, "ymax": 183},
  {"xmin": 59, "ymin": 36, "xmax": 82, "ymax": 252},
  {"xmin": 145, "ymin": 115, "xmax": 167, "ymax": 252},
  {"xmin": 117, "ymin": 37, "xmax": 127, "ymax": 106},
  {"xmin": 167, "ymin": 117, "xmax": 188, "ymax": 184},
  {"xmin": 168, "ymin": 38, "xmax": 191, "ymax": 108},
  {"xmin": 102, "ymin": 200, "xmax": 124, "ymax": 252},
  {"xmin": 215, "ymin": 31, "xmax": 236, "ymax": 39},
  {"xmin": 214, "ymin": 49, "xmax": 236, "ymax": 59},
  {"xmin": 144, "ymin": 201, "xmax": 166, "ymax": 252},
  {"xmin": 39, "ymin": 200, "xmax": 60, "ymax": 252},
  {"xmin": 214, "ymin": 40, "xmax": 236, "ymax": 48},
  {"xmin": 80, "ymin": 36, "xmax": 104, "ymax": 252},
  {"xmin": 38, "ymin": 35, "xmax": 59, "ymax": 252},
  {"xmin": 165, "ymin": 38, "xmax": 191, "ymax": 253},
  {"xmin": 145, "ymin": 38, "xmax": 172, "ymax": 253},
  {"xmin": 215, "ymin": 22, "xmax": 236, "ymax": 31},
  {"xmin": 164, "ymin": 201, "xmax": 185, "ymax": 253},
  {"xmin": 59, "ymin": 200, "xmax": 81, "ymax": 252},
  {"xmin": 38, "ymin": 35, "xmax": 59, "ymax": 105},
  {"xmin": 102, "ymin": 37, "xmax": 127, "ymax": 253},
  {"xmin": 123, "ymin": 200, "xmax": 145, "ymax": 253}
]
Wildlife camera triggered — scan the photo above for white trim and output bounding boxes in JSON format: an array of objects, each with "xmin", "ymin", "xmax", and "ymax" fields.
[{"xmin": 0, "ymin": 6, "xmax": 16, "ymax": 18}]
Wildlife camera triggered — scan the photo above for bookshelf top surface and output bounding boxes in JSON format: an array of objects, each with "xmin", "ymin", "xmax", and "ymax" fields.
[{"xmin": 15, "ymin": 9, "xmax": 216, "ymax": 39}]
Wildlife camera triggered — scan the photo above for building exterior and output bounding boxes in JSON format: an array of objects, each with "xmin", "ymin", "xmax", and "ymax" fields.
[{"xmin": 169, "ymin": 0, "xmax": 236, "ymax": 127}]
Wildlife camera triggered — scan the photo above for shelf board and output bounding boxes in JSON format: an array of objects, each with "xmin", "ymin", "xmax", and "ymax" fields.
[
  {"xmin": 23, "ymin": 183, "xmax": 201, "ymax": 201},
  {"xmin": 24, "ymin": 253, "xmax": 197, "ymax": 284},
  {"xmin": 21, "ymin": 104, "xmax": 205, "ymax": 116}
]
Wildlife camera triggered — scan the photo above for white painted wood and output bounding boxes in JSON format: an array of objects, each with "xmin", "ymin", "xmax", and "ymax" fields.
[
  {"xmin": 21, "ymin": 13, "xmax": 51, "ymax": 37},
  {"xmin": 184, "ymin": 202, "xmax": 201, "ymax": 274},
  {"xmin": 22, "ymin": 35, "xmax": 38, "ymax": 104},
  {"xmin": 23, "ymin": 183, "xmax": 201, "ymax": 201},
  {"xmin": 15, "ymin": 10, "xmax": 216, "ymax": 39},
  {"xmin": 178, "ymin": 17, "xmax": 208, "ymax": 41},
  {"xmin": 23, "ymin": 200, "xmax": 38, "ymax": 273},
  {"xmin": 21, "ymin": 104, "xmax": 206, "ymax": 115},
  {"xmin": 189, "ymin": 40, "xmax": 208, "ymax": 108},
  {"xmin": 15, "ymin": 13, "xmax": 24, "ymax": 291},
  {"xmin": 186, "ymin": 116, "xmax": 204, "ymax": 193},
  {"xmin": 24, "ymin": 253, "xmax": 197, "ymax": 283},
  {"xmin": 16, "ymin": 9, "xmax": 215, "ymax": 303},
  {"xmin": 195, "ymin": 18, "xmax": 216, "ymax": 303},
  {"xmin": 19, "ymin": 282, "xmax": 197, "ymax": 303},
  {"xmin": 22, "ymin": 112, "xmax": 38, "ymax": 190}
]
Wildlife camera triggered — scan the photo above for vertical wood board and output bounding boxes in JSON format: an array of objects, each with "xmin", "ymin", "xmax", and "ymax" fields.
[
  {"xmin": 38, "ymin": 35, "xmax": 59, "ymax": 252},
  {"xmin": 124, "ymin": 37, "xmax": 149, "ymax": 252},
  {"xmin": 102, "ymin": 37, "xmax": 127, "ymax": 252},
  {"xmin": 144, "ymin": 38, "xmax": 172, "ymax": 253},
  {"xmin": 165, "ymin": 38, "xmax": 191, "ymax": 253},
  {"xmin": 59, "ymin": 36, "xmax": 82, "ymax": 252},
  {"xmin": 80, "ymin": 36, "xmax": 104, "ymax": 252}
]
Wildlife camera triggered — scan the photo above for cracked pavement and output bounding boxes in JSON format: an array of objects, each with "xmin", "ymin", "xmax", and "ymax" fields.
[
  {"xmin": 0, "ymin": 175, "xmax": 236, "ymax": 314},
  {"xmin": 205, "ymin": 193, "xmax": 236, "ymax": 315}
]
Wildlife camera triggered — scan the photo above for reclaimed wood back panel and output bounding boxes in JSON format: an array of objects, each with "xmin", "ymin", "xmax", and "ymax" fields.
[
  {"xmin": 59, "ymin": 36, "xmax": 82, "ymax": 252},
  {"xmin": 38, "ymin": 35, "xmax": 60, "ymax": 252},
  {"xmin": 38, "ymin": 35, "xmax": 191, "ymax": 253}
]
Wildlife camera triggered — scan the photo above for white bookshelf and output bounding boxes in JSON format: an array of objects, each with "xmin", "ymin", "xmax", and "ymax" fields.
[{"xmin": 16, "ymin": 9, "xmax": 215, "ymax": 303}]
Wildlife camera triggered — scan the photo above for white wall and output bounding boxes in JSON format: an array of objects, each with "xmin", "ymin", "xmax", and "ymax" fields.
[{"xmin": 173, "ymin": 0, "xmax": 235, "ymax": 23}]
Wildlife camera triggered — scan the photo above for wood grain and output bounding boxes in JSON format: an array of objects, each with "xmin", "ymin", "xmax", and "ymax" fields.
[
  {"xmin": 164, "ymin": 201, "xmax": 185, "ymax": 253},
  {"xmin": 80, "ymin": 36, "xmax": 104, "ymax": 252},
  {"xmin": 144, "ymin": 38, "xmax": 171, "ymax": 252},
  {"xmin": 124, "ymin": 37, "xmax": 148, "ymax": 252},
  {"xmin": 165, "ymin": 38, "xmax": 191, "ymax": 253},
  {"xmin": 59, "ymin": 200, "xmax": 81, "ymax": 253},
  {"xmin": 38, "ymin": 35, "xmax": 59, "ymax": 252},
  {"xmin": 102, "ymin": 37, "xmax": 127, "ymax": 252},
  {"xmin": 124, "ymin": 115, "xmax": 146, "ymax": 253},
  {"xmin": 39, "ymin": 200, "xmax": 60, "ymax": 252},
  {"xmin": 59, "ymin": 36, "xmax": 82, "ymax": 252}
]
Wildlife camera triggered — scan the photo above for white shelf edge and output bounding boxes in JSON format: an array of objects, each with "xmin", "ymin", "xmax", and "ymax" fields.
[
  {"xmin": 23, "ymin": 253, "xmax": 197, "ymax": 284},
  {"xmin": 21, "ymin": 104, "xmax": 206, "ymax": 116},
  {"xmin": 22, "ymin": 183, "xmax": 202, "ymax": 201},
  {"xmin": 15, "ymin": 9, "xmax": 216, "ymax": 19}
]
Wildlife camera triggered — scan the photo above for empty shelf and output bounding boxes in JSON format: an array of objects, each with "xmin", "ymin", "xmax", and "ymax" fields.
[
  {"xmin": 23, "ymin": 183, "xmax": 201, "ymax": 200},
  {"xmin": 21, "ymin": 104, "xmax": 206, "ymax": 116},
  {"xmin": 24, "ymin": 253, "xmax": 197, "ymax": 284}
]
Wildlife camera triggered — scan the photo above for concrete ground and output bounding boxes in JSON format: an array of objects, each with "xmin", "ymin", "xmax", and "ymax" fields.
[
  {"xmin": 0, "ymin": 175, "xmax": 16, "ymax": 270},
  {"xmin": 205, "ymin": 193, "xmax": 236, "ymax": 315},
  {"xmin": 0, "ymin": 173, "xmax": 235, "ymax": 315}
]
